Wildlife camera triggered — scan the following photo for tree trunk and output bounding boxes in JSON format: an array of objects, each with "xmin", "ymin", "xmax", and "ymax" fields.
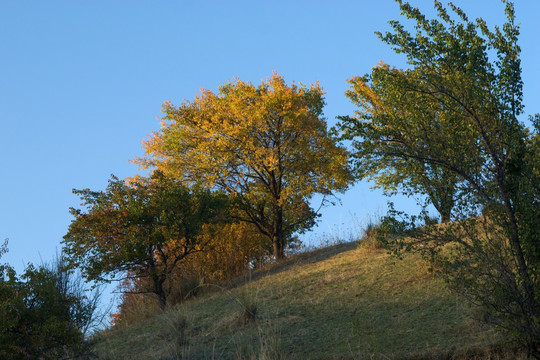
[
  {"xmin": 429, "ymin": 183, "xmax": 454, "ymax": 224},
  {"xmin": 152, "ymin": 274, "xmax": 167, "ymax": 310},
  {"xmin": 157, "ymin": 288, "xmax": 167, "ymax": 310},
  {"xmin": 272, "ymin": 236, "xmax": 283, "ymax": 260},
  {"xmin": 272, "ymin": 203, "xmax": 285, "ymax": 260},
  {"xmin": 439, "ymin": 207, "xmax": 451, "ymax": 223}
]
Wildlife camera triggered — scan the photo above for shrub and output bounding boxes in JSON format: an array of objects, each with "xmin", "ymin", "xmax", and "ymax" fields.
[
  {"xmin": 190, "ymin": 222, "xmax": 272, "ymax": 282},
  {"xmin": 110, "ymin": 222, "xmax": 271, "ymax": 327},
  {"xmin": 0, "ymin": 242, "xmax": 99, "ymax": 359}
]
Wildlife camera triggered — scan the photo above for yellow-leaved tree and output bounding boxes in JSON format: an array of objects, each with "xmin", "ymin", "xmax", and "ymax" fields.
[{"xmin": 136, "ymin": 73, "xmax": 352, "ymax": 259}]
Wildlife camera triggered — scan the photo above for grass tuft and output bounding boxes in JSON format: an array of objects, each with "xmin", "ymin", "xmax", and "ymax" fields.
[
  {"xmin": 235, "ymin": 285, "xmax": 261, "ymax": 326},
  {"xmin": 235, "ymin": 321, "xmax": 286, "ymax": 360},
  {"xmin": 168, "ymin": 311, "xmax": 188, "ymax": 349},
  {"xmin": 356, "ymin": 215, "xmax": 385, "ymax": 250}
]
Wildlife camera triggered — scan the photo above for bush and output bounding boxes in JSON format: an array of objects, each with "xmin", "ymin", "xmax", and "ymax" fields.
[
  {"xmin": 0, "ymin": 242, "xmax": 99, "ymax": 359},
  {"xmin": 110, "ymin": 222, "xmax": 272, "ymax": 327},
  {"xmin": 190, "ymin": 222, "xmax": 272, "ymax": 282}
]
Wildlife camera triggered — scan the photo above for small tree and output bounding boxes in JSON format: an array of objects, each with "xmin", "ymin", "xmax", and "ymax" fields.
[
  {"xmin": 338, "ymin": 1, "xmax": 540, "ymax": 356},
  {"xmin": 137, "ymin": 73, "xmax": 352, "ymax": 259},
  {"xmin": 62, "ymin": 172, "xmax": 228, "ymax": 309}
]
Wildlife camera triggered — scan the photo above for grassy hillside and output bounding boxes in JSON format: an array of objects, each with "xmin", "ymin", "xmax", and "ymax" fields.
[{"xmin": 92, "ymin": 241, "xmax": 518, "ymax": 359}]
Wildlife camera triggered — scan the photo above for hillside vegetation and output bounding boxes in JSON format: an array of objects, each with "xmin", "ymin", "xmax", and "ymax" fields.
[{"xmin": 92, "ymin": 241, "xmax": 518, "ymax": 359}]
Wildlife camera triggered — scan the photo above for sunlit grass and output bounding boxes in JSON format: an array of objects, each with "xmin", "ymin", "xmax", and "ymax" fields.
[{"xmin": 92, "ymin": 240, "xmax": 517, "ymax": 359}]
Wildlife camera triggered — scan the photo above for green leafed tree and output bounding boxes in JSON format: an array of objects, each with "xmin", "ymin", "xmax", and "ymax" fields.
[
  {"xmin": 62, "ymin": 172, "xmax": 228, "ymax": 309},
  {"xmin": 337, "ymin": 1, "xmax": 540, "ymax": 356},
  {"xmin": 338, "ymin": 62, "xmax": 463, "ymax": 223},
  {"xmin": 136, "ymin": 73, "xmax": 353, "ymax": 259}
]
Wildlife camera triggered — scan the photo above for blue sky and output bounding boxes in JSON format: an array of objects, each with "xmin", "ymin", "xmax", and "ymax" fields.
[{"xmin": 1, "ymin": 0, "xmax": 539, "ymax": 276}]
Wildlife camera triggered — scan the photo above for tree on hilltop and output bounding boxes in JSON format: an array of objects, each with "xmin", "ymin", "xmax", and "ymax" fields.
[
  {"xmin": 137, "ymin": 73, "xmax": 353, "ymax": 259},
  {"xmin": 337, "ymin": 1, "xmax": 540, "ymax": 355}
]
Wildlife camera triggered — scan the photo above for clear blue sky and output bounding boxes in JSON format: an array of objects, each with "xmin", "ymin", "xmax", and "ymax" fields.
[{"xmin": 1, "ymin": 0, "xmax": 539, "ymax": 274}]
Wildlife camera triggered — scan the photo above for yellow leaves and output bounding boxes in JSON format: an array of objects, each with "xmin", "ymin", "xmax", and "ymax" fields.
[
  {"xmin": 137, "ymin": 73, "xmax": 352, "ymax": 241},
  {"xmin": 346, "ymin": 76, "xmax": 386, "ymax": 117}
]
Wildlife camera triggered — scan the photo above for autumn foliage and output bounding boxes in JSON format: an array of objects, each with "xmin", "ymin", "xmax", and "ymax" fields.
[
  {"xmin": 137, "ymin": 73, "xmax": 352, "ymax": 259},
  {"xmin": 109, "ymin": 221, "xmax": 271, "ymax": 326}
]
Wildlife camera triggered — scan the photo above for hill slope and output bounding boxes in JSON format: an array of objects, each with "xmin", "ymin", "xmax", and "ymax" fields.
[{"xmin": 93, "ymin": 242, "xmax": 510, "ymax": 359}]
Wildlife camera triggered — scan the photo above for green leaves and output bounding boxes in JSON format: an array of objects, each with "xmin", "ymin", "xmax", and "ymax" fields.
[
  {"xmin": 337, "ymin": 1, "xmax": 540, "ymax": 354},
  {"xmin": 62, "ymin": 172, "xmax": 229, "ymax": 308},
  {"xmin": 0, "ymin": 256, "xmax": 93, "ymax": 359}
]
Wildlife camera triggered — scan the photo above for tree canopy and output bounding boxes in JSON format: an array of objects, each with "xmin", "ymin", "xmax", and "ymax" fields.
[
  {"xmin": 137, "ymin": 73, "xmax": 352, "ymax": 259},
  {"xmin": 338, "ymin": 62, "xmax": 463, "ymax": 222},
  {"xmin": 337, "ymin": 0, "xmax": 540, "ymax": 355},
  {"xmin": 62, "ymin": 172, "xmax": 228, "ymax": 309}
]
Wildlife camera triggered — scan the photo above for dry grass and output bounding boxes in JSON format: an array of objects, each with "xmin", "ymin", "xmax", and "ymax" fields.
[{"xmin": 92, "ymin": 241, "xmax": 516, "ymax": 359}]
